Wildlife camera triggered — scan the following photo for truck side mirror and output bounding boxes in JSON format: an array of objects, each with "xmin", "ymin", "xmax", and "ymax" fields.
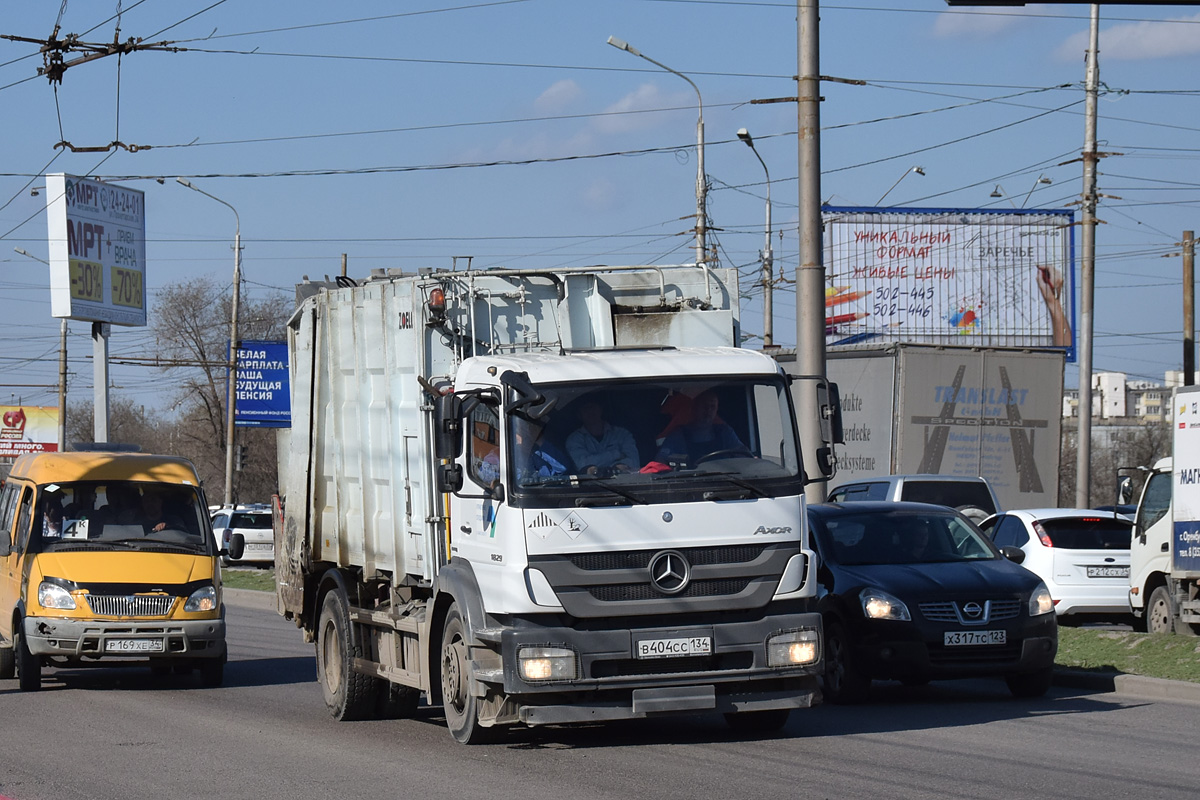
[
  {"xmin": 435, "ymin": 394, "xmax": 463, "ymax": 460},
  {"xmin": 1117, "ymin": 476, "xmax": 1133, "ymax": 505},
  {"xmin": 437, "ymin": 463, "xmax": 464, "ymax": 494},
  {"xmin": 819, "ymin": 381, "xmax": 844, "ymax": 445}
]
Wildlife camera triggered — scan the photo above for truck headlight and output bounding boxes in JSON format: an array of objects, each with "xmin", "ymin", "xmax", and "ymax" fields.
[
  {"xmin": 518, "ymin": 646, "xmax": 577, "ymax": 682},
  {"xmin": 184, "ymin": 585, "xmax": 217, "ymax": 613},
  {"xmin": 38, "ymin": 581, "xmax": 76, "ymax": 610},
  {"xmin": 860, "ymin": 588, "xmax": 911, "ymax": 621},
  {"xmin": 767, "ymin": 629, "xmax": 820, "ymax": 667},
  {"xmin": 1028, "ymin": 582, "xmax": 1054, "ymax": 617}
]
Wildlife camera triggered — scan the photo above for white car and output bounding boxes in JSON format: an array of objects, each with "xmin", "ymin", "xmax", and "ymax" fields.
[
  {"xmin": 211, "ymin": 504, "xmax": 274, "ymax": 566},
  {"xmin": 978, "ymin": 508, "xmax": 1132, "ymax": 621}
]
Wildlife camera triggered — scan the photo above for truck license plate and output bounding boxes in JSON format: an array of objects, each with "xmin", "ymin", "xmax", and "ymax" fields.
[
  {"xmin": 1086, "ymin": 565, "xmax": 1128, "ymax": 578},
  {"xmin": 636, "ymin": 636, "xmax": 712, "ymax": 659},
  {"xmin": 944, "ymin": 630, "xmax": 1006, "ymax": 646},
  {"xmin": 105, "ymin": 639, "xmax": 164, "ymax": 653}
]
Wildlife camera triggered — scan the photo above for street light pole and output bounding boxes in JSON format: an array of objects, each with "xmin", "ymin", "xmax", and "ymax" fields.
[
  {"xmin": 737, "ymin": 129, "xmax": 774, "ymax": 346},
  {"xmin": 607, "ymin": 36, "xmax": 707, "ymax": 265},
  {"xmin": 176, "ymin": 178, "xmax": 241, "ymax": 507}
]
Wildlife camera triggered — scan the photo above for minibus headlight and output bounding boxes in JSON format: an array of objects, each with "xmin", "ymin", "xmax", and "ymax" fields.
[
  {"xmin": 184, "ymin": 585, "xmax": 217, "ymax": 613},
  {"xmin": 38, "ymin": 581, "xmax": 76, "ymax": 610}
]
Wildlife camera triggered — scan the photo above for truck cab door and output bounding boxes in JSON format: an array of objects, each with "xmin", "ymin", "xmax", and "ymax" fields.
[
  {"xmin": 446, "ymin": 398, "xmax": 505, "ymax": 566},
  {"xmin": 1131, "ymin": 469, "xmax": 1172, "ymax": 608}
]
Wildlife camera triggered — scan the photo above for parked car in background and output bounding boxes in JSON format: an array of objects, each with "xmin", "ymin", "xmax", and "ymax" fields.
[
  {"xmin": 978, "ymin": 509, "xmax": 1133, "ymax": 623},
  {"xmin": 808, "ymin": 501, "xmax": 1057, "ymax": 704},
  {"xmin": 826, "ymin": 474, "xmax": 1000, "ymax": 523},
  {"xmin": 211, "ymin": 504, "xmax": 274, "ymax": 566}
]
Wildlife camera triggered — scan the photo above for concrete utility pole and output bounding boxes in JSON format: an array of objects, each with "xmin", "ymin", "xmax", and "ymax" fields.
[
  {"xmin": 797, "ymin": 0, "xmax": 827, "ymax": 502},
  {"xmin": 1075, "ymin": 4, "xmax": 1100, "ymax": 509},
  {"xmin": 1186, "ymin": 230, "xmax": 1196, "ymax": 386}
]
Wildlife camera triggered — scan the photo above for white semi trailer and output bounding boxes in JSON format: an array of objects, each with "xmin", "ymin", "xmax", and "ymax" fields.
[{"xmin": 274, "ymin": 264, "xmax": 842, "ymax": 743}]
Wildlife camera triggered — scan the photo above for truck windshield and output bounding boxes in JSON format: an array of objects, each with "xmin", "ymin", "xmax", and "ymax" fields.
[
  {"xmin": 505, "ymin": 376, "xmax": 802, "ymax": 507},
  {"xmin": 33, "ymin": 481, "xmax": 212, "ymax": 554}
]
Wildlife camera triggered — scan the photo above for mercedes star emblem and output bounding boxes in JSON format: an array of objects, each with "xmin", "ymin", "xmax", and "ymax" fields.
[{"xmin": 648, "ymin": 550, "xmax": 690, "ymax": 595}]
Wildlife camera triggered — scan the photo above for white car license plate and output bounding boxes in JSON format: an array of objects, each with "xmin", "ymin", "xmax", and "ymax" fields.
[
  {"xmin": 636, "ymin": 636, "xmax": 712, "ymax": 659},
  {"xmin": 246, "ymin": 543, "xmax": 272, "ymax": 552},
  {"xmin": 1086, "ymin": 565, "xmax": 1128, "ymax": 578},
  {"xmin": 105, "ymin": 638, "xmax": 164, "ymax": 653},
  {"xmin": 944, "ymin": 630, "xmax": 1006, "ymax": 646}
]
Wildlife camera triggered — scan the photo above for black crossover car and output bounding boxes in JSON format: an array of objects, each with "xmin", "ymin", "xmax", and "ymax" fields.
[{"xmin": 808, "ymin": 502, "xmax": 1058, "ymax": 704}]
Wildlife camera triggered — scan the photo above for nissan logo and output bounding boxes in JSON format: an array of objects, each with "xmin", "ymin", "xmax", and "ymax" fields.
[
  {"xmin": 961, "ymin": 601, "xmax": 984, "ymax": 620},
  {"xmin": 648, "ymin": 550, "xmax": 690, "ymax": 595}
]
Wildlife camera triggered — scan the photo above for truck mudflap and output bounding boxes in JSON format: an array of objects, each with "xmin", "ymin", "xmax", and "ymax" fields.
[{"xmin": 493, "ymin": 611, "xmax": 823, "ymax": 726}]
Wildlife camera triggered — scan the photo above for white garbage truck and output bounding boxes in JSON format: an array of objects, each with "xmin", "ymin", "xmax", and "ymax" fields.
[
  {"xmin": 273, "ymin": 263, "xmax": 842, "ymax": 742},
  {"xmin": 1128, "ymin": 383, "xmax": 1200, "ymax": 634}
]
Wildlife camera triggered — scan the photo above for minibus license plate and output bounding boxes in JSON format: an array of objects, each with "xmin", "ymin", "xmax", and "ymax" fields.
[
  {"xmin": 636, "ymin": 636, "xmax": 711, "ymax": 659},
  {"xmin": 106, "ymin": 639, "xmax": 164, "ymax": 653}
]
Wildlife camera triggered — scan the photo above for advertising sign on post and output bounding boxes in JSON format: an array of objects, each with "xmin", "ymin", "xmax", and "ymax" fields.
[
  {"xmin": 0, "ymin": 406, "xmax": 60, "ymax": 456},
  {"xmin": 822, "ymin": 207, "xmax": 1075, "ymax": 361},
  {"xmin": 235, "ymin": 340, "xmax": 290, "ymax": 427},
  {"xmin": 45, "ymin": 173, "xmax": 147, "ymax": 327}
]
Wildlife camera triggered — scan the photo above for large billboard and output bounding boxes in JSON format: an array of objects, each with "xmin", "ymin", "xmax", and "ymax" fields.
[
  {"xmin": 0, "ymin": 406, "xmax": 59, "ymax": 457},
  {"xmin": 235, "ymin": 340, "xmax": 290, "ymax": 428},
  {"xmin": 823, "ymin": 207, "xmax": 1075, "ymax": 361},
  {"xmin": 46, "ymin": 173, "xmax": 147, "ymax": 327}
]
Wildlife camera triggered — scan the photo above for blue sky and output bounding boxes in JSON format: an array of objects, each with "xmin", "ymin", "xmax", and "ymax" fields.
[{"xmin": 2, "ymin": 1, "xmax": 1199, "ymax": 415}]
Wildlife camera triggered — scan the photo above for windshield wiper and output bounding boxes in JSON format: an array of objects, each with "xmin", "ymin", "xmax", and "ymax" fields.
[
  {"xmin": 698, "ymin": 472, "xmax": 768, "ymax": 500},
  {"xmin": 572, "ymin": 476, "xmax": 647, "ymax": 506}
]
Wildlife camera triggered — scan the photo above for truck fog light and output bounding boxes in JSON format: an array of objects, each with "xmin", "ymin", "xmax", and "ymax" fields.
[
  {"xmin": 518, "ymin": 646, "xmax": 577, "ymax": 681},
  {"xmin": 767, "ymin": 630, "xmax": 819, "ymax": 667}
]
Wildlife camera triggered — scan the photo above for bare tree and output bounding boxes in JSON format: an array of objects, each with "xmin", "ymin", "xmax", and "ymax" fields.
[
  {"xmin": 1060, "ymin": 419, "xmax": 1171, "ymax": 508},
  {"xmin": 150, "ymin": 276, "xmax": 292, "ymax": 503}
]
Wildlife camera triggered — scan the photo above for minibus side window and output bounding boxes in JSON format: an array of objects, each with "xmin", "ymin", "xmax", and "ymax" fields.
[
  {"xmin": 0, "ymin": 484, "xmax": 17, "ymax": 554},
  {"xmin": 15, "ymin": 487, "xmax": 33, "ymax": 552}
]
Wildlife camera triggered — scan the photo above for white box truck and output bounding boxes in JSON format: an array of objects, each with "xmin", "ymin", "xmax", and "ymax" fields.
[
  {"xmin": 785, "ymin": 344, "xmax": 1065, "ymax": 512},
  {"xmin": 273, "ymin": 264, "xmax": 842, "ymax": 743},
  {"xmin": 1128, "ymin": 384, "xmax": 1200, "ymax": 633}
]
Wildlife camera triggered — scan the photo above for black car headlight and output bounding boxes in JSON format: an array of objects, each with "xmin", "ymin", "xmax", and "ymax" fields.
[
  {"xmin": 1028, "ymin": 582, "xmax": 1054, "ymax": 617},
  {"xmin": 860, "ymin": 587, "xmax": 911, "ymax": 621}
]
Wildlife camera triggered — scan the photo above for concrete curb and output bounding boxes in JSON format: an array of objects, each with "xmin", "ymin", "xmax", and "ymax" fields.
[{"xmin": 1053, "ymin": 668, "xmax": 1200, "ymax": 704}]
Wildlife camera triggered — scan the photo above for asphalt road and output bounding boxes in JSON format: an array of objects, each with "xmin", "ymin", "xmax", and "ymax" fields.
[{"xmin": 2, "ymin": 597, "xmax": 1198, "ymax": 800}]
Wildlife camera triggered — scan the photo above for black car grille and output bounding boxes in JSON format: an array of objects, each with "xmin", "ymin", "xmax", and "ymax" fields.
[{"xmin": 919, "ymin": 599, "xmax": 1022, "ymax": 624}]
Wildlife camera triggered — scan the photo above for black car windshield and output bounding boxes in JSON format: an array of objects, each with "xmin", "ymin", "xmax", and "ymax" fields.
[
  {"xmin": 814, "ymin": 510, "xmax": 997, "ymax": 566},
  {"xmin": 493, "ymin": 376, "xmax": 803, "ymax": 508},
  {"xmin": 34, "ymin": 480, "xmax": 211, "ymax": 554}
]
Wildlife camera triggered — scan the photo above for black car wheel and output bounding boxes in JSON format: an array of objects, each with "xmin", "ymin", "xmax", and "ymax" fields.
[{"xmin": 822, "ymin": 621, "xmax": 870, "ymax": 705}]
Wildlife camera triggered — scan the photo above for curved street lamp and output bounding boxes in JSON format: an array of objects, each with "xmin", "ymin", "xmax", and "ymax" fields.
[
  {"xmin": 737, "ymin": 128, "xmax": 774, "ymax": 346},
  {"xmin": 608, "ymin": 36, "xmax": 707, "ymax": 265}
]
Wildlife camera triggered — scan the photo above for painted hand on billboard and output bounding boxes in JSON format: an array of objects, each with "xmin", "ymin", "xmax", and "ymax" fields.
[{"xmin": 1035, "ymin": 264, "xmax": 1071, "ymax": 347}]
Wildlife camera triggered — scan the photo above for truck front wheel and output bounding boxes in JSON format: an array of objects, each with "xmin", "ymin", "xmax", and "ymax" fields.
[
  {"xmin": 1146, "ymin": 586, "xmax": 1177, "ymax": 635},
  {"xmin": 440, "ymin": 604, "xmax": 495, "ymax": 744},
  {"xmin": 316, "ymin": 589, "xmax": 376, "ymax": 720}
]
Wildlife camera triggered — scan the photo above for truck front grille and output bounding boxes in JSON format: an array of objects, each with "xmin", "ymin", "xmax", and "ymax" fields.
[
  {"xmin": 529, "ymin": 543, "xmax": 799, "ymax": 618},
  {"xmin": 85, "ymin": 594, "xmax": 175, "ymax": 617}
]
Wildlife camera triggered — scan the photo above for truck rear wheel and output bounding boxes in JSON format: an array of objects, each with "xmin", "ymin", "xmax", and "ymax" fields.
[
  {"xmin": 440, "ymin": 604, "xmax": 495, "ymax": 744},
  {"xmin": 316, "ymin": 589, "xmax": 376, "ymax": 720}
]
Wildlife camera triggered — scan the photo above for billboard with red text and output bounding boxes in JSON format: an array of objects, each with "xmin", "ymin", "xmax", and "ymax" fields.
[
  {"xmin": 822, "ymin": 207, "xmax": 1075, "ymax": 361},
  {"xmin": 0, "ymin": 406, "xmax": 59, "ymax": 457}
]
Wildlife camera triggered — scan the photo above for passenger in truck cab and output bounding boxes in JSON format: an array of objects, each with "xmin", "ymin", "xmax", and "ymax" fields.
[
  {"xmin": 566, "ymin": 396, "xmax": 639, "ymax": 476},
  {"xmin": 655, "ymin": 389, "xmax": 748, "ymax": 466}
]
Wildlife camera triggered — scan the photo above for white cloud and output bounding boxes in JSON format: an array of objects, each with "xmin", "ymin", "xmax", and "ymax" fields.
[
  {"xmin": 535, "ymin": 79, "xmax": 583, "ymax": 113},
  {"xmin": 593, "ymin": 83, "xmax": 693, "ymax": 135},
  {"xmin": 932, "ymin": 8, "xmax": 1029, "ymax": 39},
  {"xmin": 1056, "ymin": 14, "xmax": 1200, "ymax": 62}
]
